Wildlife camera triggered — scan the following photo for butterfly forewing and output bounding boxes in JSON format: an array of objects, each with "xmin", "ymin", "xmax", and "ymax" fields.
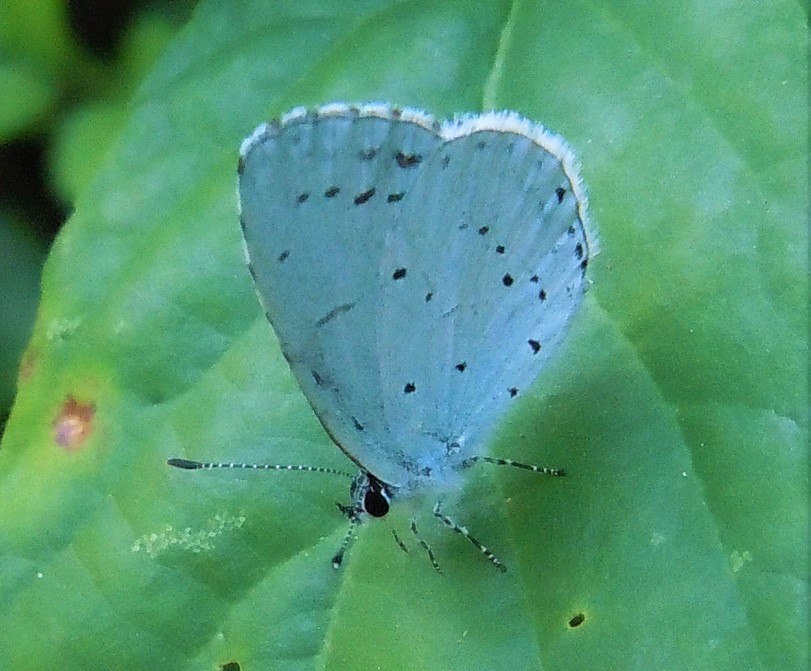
[{"xmin": 239, "ymin": 108, "xmax": 440, "ymax": 482}]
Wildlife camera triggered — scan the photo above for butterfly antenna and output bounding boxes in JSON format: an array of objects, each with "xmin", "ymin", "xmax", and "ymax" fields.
[
  {"xmin": 465, "ymin": 455, "xmax": 565, "ymax": 477},
  {"xmin": 167, "ymin": 458, "xmax": 355, "ymax": 479}
]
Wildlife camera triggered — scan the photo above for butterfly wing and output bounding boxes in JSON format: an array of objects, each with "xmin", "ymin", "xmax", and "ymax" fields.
[
  {"xmin": 238, "ymin": 104, "xmax": 592, "ymax": 489},
  {"xmin": 238, "ymin": 105, "xmax": 441, "ymax": 485},
  {"xmin": 376, "ymin": 113, "xmax": 592, "ymax": 481}
]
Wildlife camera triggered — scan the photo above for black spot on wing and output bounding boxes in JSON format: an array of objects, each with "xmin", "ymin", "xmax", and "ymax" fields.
[
  {"xmin": 354, "ymin": 188, "xmax": 376, "ymax": 205},
  {"xmin": 387, "ymin": 192, "xmax": 405, "ymax": 203},
  {"xmin": 392, "ymin": 267, "xmax": 407, "ymax": 280},
  {"xmin": 325, "ymin": 186, "xmax": 340, "ymax": 198},
  {"xmin": 395, "ymin": 151, "xmax": 422, "ymax": 168},
  {"xmin": 316, "ymin": 302, "xmax": 356, "ymax": 327}
]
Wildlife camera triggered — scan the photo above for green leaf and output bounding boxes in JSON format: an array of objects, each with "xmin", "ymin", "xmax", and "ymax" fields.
[
  {"xmin": 0, "ymin": 60, "xmax": 56, "ymax": 139},
  {"xmin": 0, "ymin": 213, "xmax": 47, "ymax": 413},
  {"xmin": 48, "ymin": 100, "xmax": 128, "ymax": 203},
  {"xmin": 47, "ymin": 9, "xmax": 186, "ymax": 204},
  {"xmin": 0, "ymin": 1, "xmax": 806, "ymax": 669},
  {"xmin": 0, "ymin": 0, "xmax": 79, "ymax": 79}
]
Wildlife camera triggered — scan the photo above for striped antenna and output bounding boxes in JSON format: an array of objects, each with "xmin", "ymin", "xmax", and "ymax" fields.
[
  {"xmin": 167, "ymin": 458, "xmax": 355, "ymax": 479},
  {"xmin": 464, "ymin": 455, "xmax": 566, "ymax": 477}
]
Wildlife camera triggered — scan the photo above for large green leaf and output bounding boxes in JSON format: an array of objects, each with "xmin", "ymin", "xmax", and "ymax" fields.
[{"xmin": 1, "ymin": 1, "xmax": 806, "ymax": 669}]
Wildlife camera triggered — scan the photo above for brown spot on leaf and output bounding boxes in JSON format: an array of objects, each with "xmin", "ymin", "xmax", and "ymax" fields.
[{"xmin": 53, "ymin": 396, "xmax": 95, "ymax": 450}]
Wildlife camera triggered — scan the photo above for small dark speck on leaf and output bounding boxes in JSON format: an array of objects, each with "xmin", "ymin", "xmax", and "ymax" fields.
[{"xmin": 568, "ymin": 613, "xmax": 585, "ymax": 628}]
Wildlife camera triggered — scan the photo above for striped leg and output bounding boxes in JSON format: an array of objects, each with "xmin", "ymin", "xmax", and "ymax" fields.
[
  {"xmin": 432, "ymin": 502, "xmax": 507, "ymax": 573},
  {"xmin": 331, "ymin": 512, "xmax": 361, "ymax": 569},
  {"xmin": 410, "ymin": 519, "xmax": 442, "ymax": 574}
]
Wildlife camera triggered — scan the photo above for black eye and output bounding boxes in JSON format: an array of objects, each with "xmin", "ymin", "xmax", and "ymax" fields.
[{"xmin": 364, "ymin": 488, "xmax": 389, "ymax": 517}]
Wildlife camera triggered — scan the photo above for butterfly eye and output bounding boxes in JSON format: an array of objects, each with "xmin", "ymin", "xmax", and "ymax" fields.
[{"xmin": 363, "ymin": 483, "xmax": 390, "ymax": 518}]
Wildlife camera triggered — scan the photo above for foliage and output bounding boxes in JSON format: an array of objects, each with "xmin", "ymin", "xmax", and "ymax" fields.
[{"xmin": 0, "ymin": 2, "xmax": 806, "ymax": 669}]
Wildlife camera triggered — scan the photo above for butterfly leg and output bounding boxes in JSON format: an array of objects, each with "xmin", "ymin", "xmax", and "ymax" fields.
[
  {"xmin": 391, "ymin": 529, "xmax": 409, "ymax": 554},
  {"xmin": 432, "ymin": 501, "xmax": 506, "ymax": 572},
  {"xmin": 331, "ymin": 506, "xmax": 361, "ymax": 569},
  {"xmin": 409, "ymin": 519, "xmax": 442, "ymax": 573}
]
